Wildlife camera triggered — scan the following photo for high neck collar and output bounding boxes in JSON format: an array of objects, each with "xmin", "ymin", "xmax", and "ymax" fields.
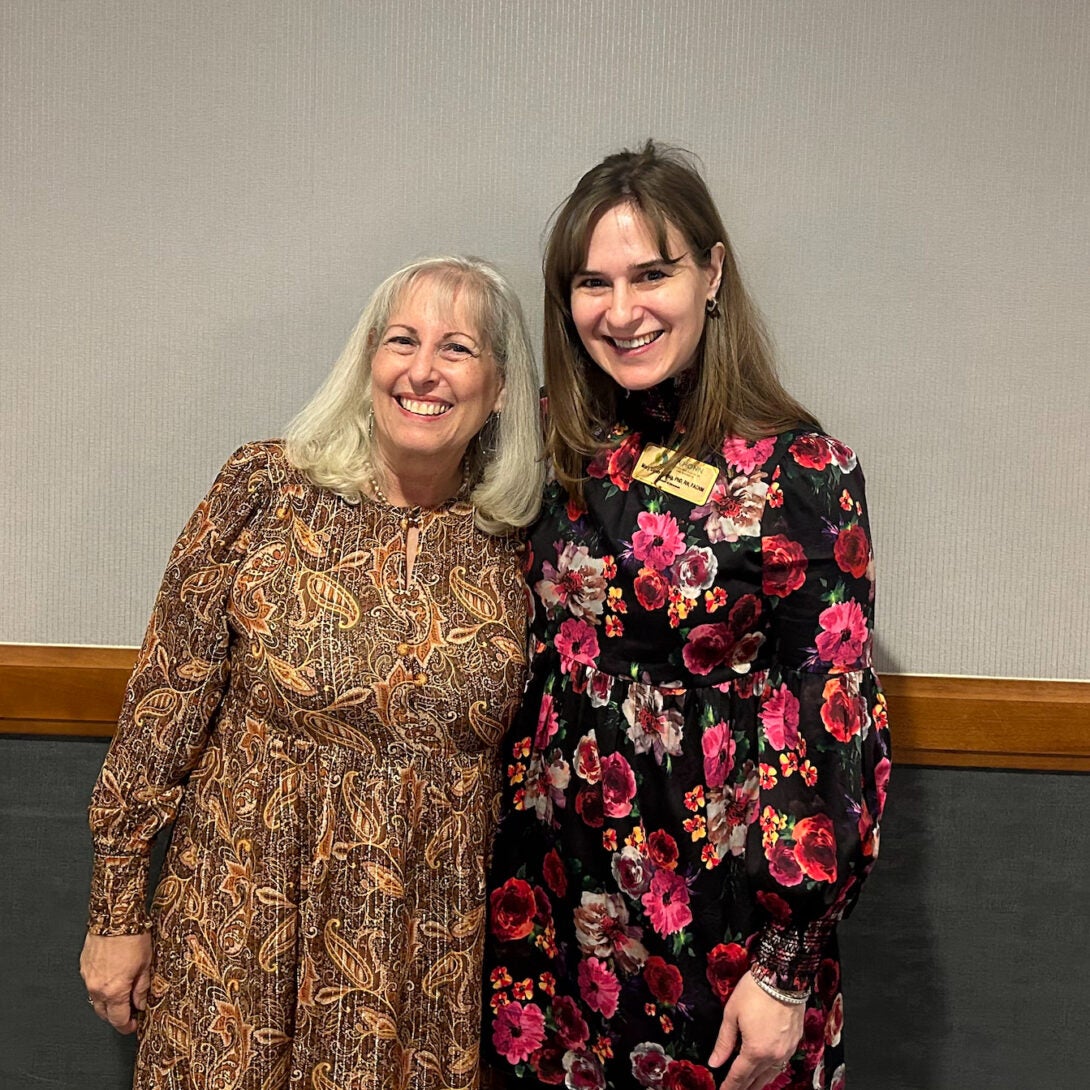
[{"xmin": 616, "ymin": 379, "xmax": 684, "ymax": 443}]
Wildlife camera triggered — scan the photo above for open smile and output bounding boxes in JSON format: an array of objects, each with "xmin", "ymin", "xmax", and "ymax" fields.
[
  {"xmin": 605, "ymin": 331, "xmax": 663, "ymax": 352},
  {"xmin": 396, "ymin": 396, "xmax": 451, "ymax": 417}
]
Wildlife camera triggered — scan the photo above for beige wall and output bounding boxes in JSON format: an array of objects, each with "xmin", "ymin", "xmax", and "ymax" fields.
[{"xmin": 2, "ymin": 0, "xmax": 1087, "ymax": 678}]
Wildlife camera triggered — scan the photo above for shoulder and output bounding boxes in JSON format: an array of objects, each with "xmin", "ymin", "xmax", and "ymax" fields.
[{"xmin": 718, "ymin": 428, "xmax": 859, "ymax": 477}]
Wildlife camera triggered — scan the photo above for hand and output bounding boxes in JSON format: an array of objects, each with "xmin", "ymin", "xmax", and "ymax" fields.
[
  {"xmin": 80, "ymin": 931, "xmax": 152, "ymax": 1034},
  {"xmin": 708, "ymin": 971, "xmax": 805, "ymax": 1090}
]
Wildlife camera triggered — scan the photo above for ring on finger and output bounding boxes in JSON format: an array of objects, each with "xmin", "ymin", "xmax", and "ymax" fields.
[{"xmin": 87, "ymin": 996, "xmax": 97, "ymax": 1005}]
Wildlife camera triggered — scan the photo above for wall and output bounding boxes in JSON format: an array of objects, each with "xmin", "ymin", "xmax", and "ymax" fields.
[
  {"xmin": 1, "ymin": 0, "xmax": 1087, "ymax": 677},
  {"xmin": 2, "ymin": 4, "xmax": 1089, "ymax": 1089},
  {"xmin": 4, "ymin": 739, "xmax": 1088, "ymax": 1089}
]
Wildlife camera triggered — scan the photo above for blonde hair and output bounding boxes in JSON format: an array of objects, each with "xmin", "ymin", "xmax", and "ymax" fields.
[
  {"xmin": 543, "ymin": 141, "xmax": 820, "ymax": 503},
  {"xmin": 285, "ymin": 256, "xmax": 543, "ymax": 534}
]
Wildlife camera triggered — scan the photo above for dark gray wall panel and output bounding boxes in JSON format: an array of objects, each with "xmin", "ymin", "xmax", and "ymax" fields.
[{"xmin": 3, "ymin": 740, "xmax": 1088, "ymax": 1089}]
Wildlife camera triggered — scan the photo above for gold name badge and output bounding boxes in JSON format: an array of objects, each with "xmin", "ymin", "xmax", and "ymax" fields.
[{"xmin": 632, "ymin": 444, "xmax": 719, "ymax": 504}]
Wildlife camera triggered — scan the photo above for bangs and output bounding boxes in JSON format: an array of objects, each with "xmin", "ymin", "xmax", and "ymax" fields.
[{"xmin": 393, "ymin": 265, "xmax": 503, "ymax": 363}]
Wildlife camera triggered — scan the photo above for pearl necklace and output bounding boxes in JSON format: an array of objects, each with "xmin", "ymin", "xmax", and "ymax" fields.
[{"xmin": 365, "ymin": 460, "xmax": 469, "ymax": 511}]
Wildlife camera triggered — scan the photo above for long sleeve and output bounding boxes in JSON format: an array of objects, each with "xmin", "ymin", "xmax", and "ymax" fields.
[
  {"xmin": 747, "ymin": 433, "xmax": 891, "ymax": 992},
  {"xmin": 87, "ymin": 443, "xmax": 272, "ymax": 934}
]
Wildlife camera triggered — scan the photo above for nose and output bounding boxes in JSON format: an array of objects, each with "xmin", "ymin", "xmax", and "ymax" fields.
[
  {"xmin": 606, "ymin": 281, "xmax": 639, "ymax": 328},
  {"xmin": 406, "ymin": 345, "xmax": 439, "ymax": 385}
]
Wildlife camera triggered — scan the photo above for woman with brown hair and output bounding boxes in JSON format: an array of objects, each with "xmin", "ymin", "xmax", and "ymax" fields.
[{"xmin": 483, "ymin": 144, "xmax": 890, "ymax": 1090}]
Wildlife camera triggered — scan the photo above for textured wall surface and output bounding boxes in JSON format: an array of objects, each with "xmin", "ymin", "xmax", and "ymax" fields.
[
  {"xmin": 2, "ymin": 0, "xmax": 1088, "ymax": 676},
  {"xmin": 3, "ymin": 740, "xmax": 1087, "ymax": 1089}
]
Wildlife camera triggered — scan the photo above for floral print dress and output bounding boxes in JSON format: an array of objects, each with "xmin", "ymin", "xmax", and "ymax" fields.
[
  {"xmin": 482, "ymin": 386, "xmax": 890, "ymax": 1090},
  {"xmin": 88, "ymin": 441, "xmax": 529, "ymax": 1090}
]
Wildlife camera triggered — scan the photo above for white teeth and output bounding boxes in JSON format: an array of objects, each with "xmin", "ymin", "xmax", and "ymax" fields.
[
  {"xmin": 397, "ymin": 397, "xmax": 450, "ymax": 417},
  {"xmin": 613, "ymin": 332, "xmax": 659, "ymax": 349}
]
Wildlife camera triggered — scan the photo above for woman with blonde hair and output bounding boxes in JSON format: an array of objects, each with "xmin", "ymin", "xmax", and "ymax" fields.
[{"xmin": 81, "ymin": 255, "xmax": 544, "ymax": 1090}]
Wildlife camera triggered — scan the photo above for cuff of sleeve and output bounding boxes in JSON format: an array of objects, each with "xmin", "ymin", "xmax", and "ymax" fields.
[
  {"xmin": 87, "ymin": 853, "xmax": 152, "ymax": 935},
  {"xmin": 751, "ymin": 919, "xmax": 835, "ymax": 993}
]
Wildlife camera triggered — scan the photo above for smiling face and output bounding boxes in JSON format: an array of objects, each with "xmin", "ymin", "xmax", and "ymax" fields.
[
  {"xmin": 570, "ymin": 202, "xmax": 724, "ymax": 392},
  {"xmin": 369, "ymin": 278, "xmax": 505, "ymax": 494}
]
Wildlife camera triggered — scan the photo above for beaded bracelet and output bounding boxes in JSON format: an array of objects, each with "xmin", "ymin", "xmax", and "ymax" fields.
[{"xmin": 749, "ymin": 970, "xmax": 811, "ymax": 1006}]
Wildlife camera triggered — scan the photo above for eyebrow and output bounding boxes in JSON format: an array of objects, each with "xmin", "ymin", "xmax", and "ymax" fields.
[
  {"xmin": 384, "ymin": 322, "xmax": 480, "ymax": 344},
  {"xmin": 573, "ymin": 253, "xmax": 686, "ymax": 277}
]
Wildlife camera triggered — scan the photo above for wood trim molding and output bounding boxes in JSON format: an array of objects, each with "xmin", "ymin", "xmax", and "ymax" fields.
[{"xmin": 1, "ymin": 644, "xmax": 1088, "ymax": 771}]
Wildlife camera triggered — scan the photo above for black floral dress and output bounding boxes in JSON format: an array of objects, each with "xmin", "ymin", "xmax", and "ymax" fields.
[{"xmin": 482, "ymin": 386, "xmax": 891, "ymax": 1090}]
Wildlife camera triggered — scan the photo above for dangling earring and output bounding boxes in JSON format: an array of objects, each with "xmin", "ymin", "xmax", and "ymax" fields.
[
  {"xmin": 478, "ymin": 412, "xmax": 500, "ymax": 458},
  {"xmin": 367, "ymin": 408, "xmax": 375, "ymax": 439},
  {"xmin": 705, "ymin": 297, "xmax": 721, "ymax": 320}
]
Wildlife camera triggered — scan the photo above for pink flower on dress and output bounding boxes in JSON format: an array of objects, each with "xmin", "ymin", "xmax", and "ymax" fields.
[
  {"xmin": 491, "ymin": 1000, "xmax": 546, "ymax": 1064},
  {"xmin": 600, "ymin": 752, "xmax": 637, "ymax": 818},
  {"xmin": 701, "ymin": 721, "xmax": 736, "ymax": 788},
  {"xmin": 759, "ymin": 684, "xmax": 800, "ymax": 751},
  {"xmin": 535, "ymin": 693, "xmax": 560, "ymax": 748},
  {"xmin": 815, "ymin": 600, "xmax": 868, "ymax": 668},
  {"xmin": 577, "ymin": 956, "xmax": 621, "ymax": 1018},
  {"xmin": 536, "ymin": 541, "xmax": 608, "ymax": 621},
  {"xmin": 555, "ymin": 618, "xmax": 600, "ymax": 672},
  {"xmin": 721, "ymin": 436, "xmax": 775, "ymax": 474},
  {"xmin": 641, "ymin": 868, "xmax": 692, "ymax": 936},
  {"xmin": 631, "ymin": 511, "xmax": 686, "ymax": 571}
]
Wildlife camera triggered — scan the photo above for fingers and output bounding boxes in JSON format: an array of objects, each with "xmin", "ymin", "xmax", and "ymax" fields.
[
  {"xmin": 707, "ymin": 1007, "xmax": 738, "ymax": 1068},
  {"xmin": 716, "ymin": 1050, "xmax": 790, "ymax": 1090}
]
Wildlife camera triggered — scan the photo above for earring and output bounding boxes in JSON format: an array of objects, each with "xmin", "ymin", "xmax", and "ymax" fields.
[
  {"xmin": 367, "ymin": 407, "xmax": 375, "ymax": 439},
  {"xmin": 705, "ymin": 297, "xmax": 721, "ymax": 319},
  {"xmin": 477, "ymin": 412, "xmax": 500, "ymax": 458}
]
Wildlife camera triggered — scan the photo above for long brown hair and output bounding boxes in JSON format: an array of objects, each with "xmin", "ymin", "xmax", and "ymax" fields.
[{"xmin": 543, "ymin": 141, "xmax": 819, "ymax": 501}]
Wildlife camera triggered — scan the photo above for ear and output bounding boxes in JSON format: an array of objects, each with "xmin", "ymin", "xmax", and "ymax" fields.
[
  {"xmin": 706, "ymin": 241, "xmax": 726, "ymax": 298},
  {"xmin": 492, "ymin": 376, "xmax": 507, "ymax": 414}
]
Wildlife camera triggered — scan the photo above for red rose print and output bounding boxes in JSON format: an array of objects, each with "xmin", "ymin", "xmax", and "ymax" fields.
[
  {"xmin": 530, "ymin": 1041, "xmax": 567, "ymax": 1085},
  {"xmin": 576, "ymin": 786, "xmax": 605, "ymax": 828},
  {"xmin": 643, "ymin": 955, "xmax": 684, "ymax": 1006},
  {"xmin": 574, "ymin": 732, "xmax": 602, "ymax": 783},
  {"xmin": 490, "ymin": 877, "xmax": 538, "ymax": 941},
  {"xmin": 789, "ymin": 434, "xmax": 832, "ymax": 470},
  {"xmin": 820, "ymin": 677, "xmax": 865, "ymax": 742},
  {"xmin": 634, "ymin": 566, "xmax": 669, "ymax": 611},
  {"xmin": 815, "ymin": 957, "xmax": 841, "ymax": 1005},
  {"xmin": 705, "ymin": 942, "xmax": 748, "ymax": 1001},
  {"xmin": 793, "ymin": 814, "xmax": 838, "ymax": 883},
  {"xmin": 663, "ymin": 1058, "xmax": 716, "ymax": 1090},
  {"xmin": 600, "ymin": 752, "xmax": 637, "ymax": 818},
  {"xmin": 647, "ymin": 829, "xmax": 679, "ymax": 870},
  {"xmin": 542, "ymin": 849, "xmax": 568, "ymax": 899},
  {"xmin": 833, "ymin": 524, "xmax": 869, "ymax": 578},
  {"xmin": 755, "ymin": 890, "xmax": 792, "ymax": 925},
  {"xmin": 681, "ymin": 623, "xmax": 734, "ymax": 676},
  {"xmin": 630, "ymin": 1042, "xmax": 670, "ymax": 1088},
  {"xmin": 766, "ymin": 840, "xmax": 804, "ymax": 886},
  {"xmin": 551, "ymin": 994, "xmax": 590, "ymax": 1049},
  {"xmin": 762, "ymin": 535, "xmax": 807, "ymax": 598},
  {"xmin": 727, "ymin": 593, "xmax": 762, "ymax": 635}
]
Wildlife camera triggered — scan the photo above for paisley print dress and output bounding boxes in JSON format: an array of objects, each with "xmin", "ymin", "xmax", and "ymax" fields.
[
  {"xmin": 88, "ymin": 441, "xmax": 529, "ymax": 1090},
  {"xmin": 482, "ymin": 386, "xmax": 891, "ymax": 1089}
]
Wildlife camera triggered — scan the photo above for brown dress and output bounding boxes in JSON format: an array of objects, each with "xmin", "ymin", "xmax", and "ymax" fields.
[{"xmin": 88, "ymin": 441, "xmax": 529, "ymax": 1090}]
